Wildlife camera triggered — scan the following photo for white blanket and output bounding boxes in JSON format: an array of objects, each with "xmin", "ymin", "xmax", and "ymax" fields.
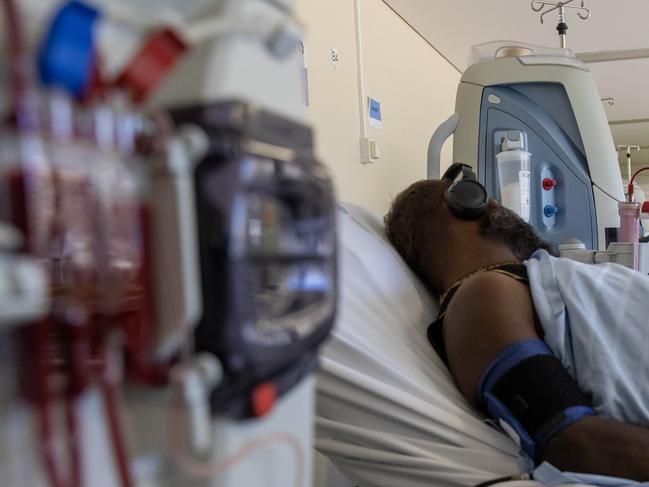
[{"xmin": 525, "ymin": 249, "xmax": 649, "ymax": 427}]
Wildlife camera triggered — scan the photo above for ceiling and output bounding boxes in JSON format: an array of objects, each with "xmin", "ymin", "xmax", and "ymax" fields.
[{"xmin": 384, "ymin": 0, "xmax": 649, "ymax": 183}]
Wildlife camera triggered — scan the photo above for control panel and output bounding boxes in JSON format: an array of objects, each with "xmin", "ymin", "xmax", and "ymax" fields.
[{"xmin": 541, "ymin": 168, "xmax": 558, "ymax": 228}]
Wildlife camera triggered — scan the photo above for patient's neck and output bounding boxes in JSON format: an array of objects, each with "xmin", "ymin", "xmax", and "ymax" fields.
[{"xmin": 423, "ymin": 230, "xmax": 520, "ymax": 295}]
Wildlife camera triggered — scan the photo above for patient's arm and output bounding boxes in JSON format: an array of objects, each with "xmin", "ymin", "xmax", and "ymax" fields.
[
  {"xmin": 443, "ymin": 271, "xmax": 649, "ymax": 481},
  {"xmin": 543, "ymin": 415, "xmax": 649, "ymax": 480}
]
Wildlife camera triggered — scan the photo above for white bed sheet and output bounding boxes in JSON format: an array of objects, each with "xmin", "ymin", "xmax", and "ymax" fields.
[{"xmin": 314, "ymin": 203, "xmax": 532, "ymax": 487}]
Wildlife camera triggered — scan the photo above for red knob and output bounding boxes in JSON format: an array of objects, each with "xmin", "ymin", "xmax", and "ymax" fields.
[{"xmin": 542, "ymin": 178, "xmax": 557, "ymax": 191}]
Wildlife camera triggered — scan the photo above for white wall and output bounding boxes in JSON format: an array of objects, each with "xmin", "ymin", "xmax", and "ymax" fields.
[{"xmin": 296, "ymin": 0, "xmax": 461, "ymax": 216}]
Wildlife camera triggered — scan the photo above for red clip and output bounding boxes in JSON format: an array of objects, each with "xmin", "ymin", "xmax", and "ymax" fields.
[
  {"xmin": 542, "ymin": 178, "xmax": 557, "ymax": 191},
  {"xmin": 642, "ymin": 202, "xmax": 649, "ymax": 214},
  {"xmin": 251, "ymin": 382, "xmax": 278, "ymax": 417},
  {"xmin": 115, "ymin": 29, "xmax": 187, "ymax": 104}
]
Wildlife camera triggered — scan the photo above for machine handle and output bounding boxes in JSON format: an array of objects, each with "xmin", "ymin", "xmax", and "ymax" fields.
[{"xmin": 428, "ymin": 113, "xmax": 459, "ymax": 179}]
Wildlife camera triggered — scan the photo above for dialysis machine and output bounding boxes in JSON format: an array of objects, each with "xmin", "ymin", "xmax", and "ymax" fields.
[
  {"xmin": 428, "ymin": 1, "xmax": 633, "ymax": 257},
  {"xmin": 0, "ymin": 0, "xmax": 337, "ymax": 486},
  {"xmin": 429, "ymin": 40, "xmax": 625, "ymax": 252},
  {"xmin": 428, "ymin": 0, "xmax": 649, "ymax": 273}
]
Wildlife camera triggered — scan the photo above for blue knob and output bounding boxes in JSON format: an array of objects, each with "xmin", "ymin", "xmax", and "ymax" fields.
[
  {"xmin": 38, "ymin": 1, "xmax": 101, "ymax": 96},
  {"xmin": 544, "ymin": 205, "xmax": 559, "ymax": 217}
]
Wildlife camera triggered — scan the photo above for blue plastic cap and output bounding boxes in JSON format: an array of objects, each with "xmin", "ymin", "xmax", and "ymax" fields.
[
  {"xmin": 544, "ymin": 205, "xmax": 559, "ymax": 218},
  {"xmin": 38, "ymin": 1, "xmax": 101, "ymax": 96}
]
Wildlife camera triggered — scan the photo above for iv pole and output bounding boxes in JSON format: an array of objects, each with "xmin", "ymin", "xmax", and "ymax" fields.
[
  {"xmin": 531, "ymin": 0, "xmax": 591, "ymax": 48},
  {"xmin": 618, "ymin": 145, "xmax": 641, "ymax": 190}
]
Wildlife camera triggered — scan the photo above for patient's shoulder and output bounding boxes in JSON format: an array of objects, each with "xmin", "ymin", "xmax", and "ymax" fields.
[
  {"xmin": 449, "ymin": 270, "xmax": 533, "ymax": 320},
  {"xmin": 443, "ymin": 270, "xmax": 540, "ymax": 404},
  {"xmin": 447, "ymin": 270, "xmax": 538, "ymax": 340}
]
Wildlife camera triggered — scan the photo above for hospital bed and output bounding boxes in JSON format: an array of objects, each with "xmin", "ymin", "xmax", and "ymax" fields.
[{"xmin": 313, "ymin": 203, "xmax": 602, "ymax": 487}]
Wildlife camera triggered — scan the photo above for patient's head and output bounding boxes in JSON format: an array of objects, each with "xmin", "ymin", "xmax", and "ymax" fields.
[{"xmin": 384, "ymin": 178, "xmax": 555, "ymax": 293}]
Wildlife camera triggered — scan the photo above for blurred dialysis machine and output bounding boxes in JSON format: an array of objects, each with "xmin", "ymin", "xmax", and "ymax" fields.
[
  {"xmin": 0, "ymin": 0, "xmax": 337, "ymax": 486},
  {"xmin": 428, "ymin": 40, "xmax": 649, "ymax": 275}
]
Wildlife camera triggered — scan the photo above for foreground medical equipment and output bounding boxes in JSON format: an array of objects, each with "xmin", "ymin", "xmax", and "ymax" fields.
[
  {"xmin": 156, "ymin": 1, "xmax": 337, "ymax": 484},
  {"xmin": 443, "ymin": 163, "xmax": 488, "ymax": 220},
  {"xmin": 429, "ymin": 40, "xmax": 625, "ymax": 252},
  {"xmin": 478, "ymin": 339, "xmax": 596, "ymax": 463},
  {"xmin": 0, "ymin": 0, "xmax": 337, "ymax": 486},
  {"xmin": 0, "ymin": 21, "xmax": 205, "ymax": 486},
  {"xmin": 0, "ymin": 227, "xmax": 49, "ymax": 327},
  {"xmin": 172, "ymin": 101, "xmax": 337, "ymax": 419}
]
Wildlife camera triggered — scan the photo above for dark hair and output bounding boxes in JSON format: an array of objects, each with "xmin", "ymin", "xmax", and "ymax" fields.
[
  {"xmin": 383, "ymin": 179, "xmax": 451, "ymax": 280},
  {"xmin": 479, "ymin": 200, "xmax": 559, "ymax": 258},
  {"xmin": 384, "ymin": 179, "xmax": 557, "ymax": 278}
]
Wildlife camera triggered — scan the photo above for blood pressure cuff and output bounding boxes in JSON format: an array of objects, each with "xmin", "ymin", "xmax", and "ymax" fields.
[{"xmin": 478, "ymin": 339, "xmax": 596, "ymax": 464}]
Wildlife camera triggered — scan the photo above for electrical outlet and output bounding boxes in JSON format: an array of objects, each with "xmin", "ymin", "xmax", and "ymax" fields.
[
  {"xmin": 331, "ymin": 47, "xmax": 340, "ymax": 67},
  {"xmin": 360, "ymin": 137, "xmax": 378, "ymax": 164}
]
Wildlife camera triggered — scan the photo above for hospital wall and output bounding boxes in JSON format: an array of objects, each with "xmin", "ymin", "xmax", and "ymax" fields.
[{"xmin": 295, "ymin": 0, "xmax": 461, "ymax": 216}]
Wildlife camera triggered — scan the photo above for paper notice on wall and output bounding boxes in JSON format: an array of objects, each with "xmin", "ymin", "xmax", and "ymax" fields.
[{"xmin": 368, "ymin": 97, "xmax": 382, "ymax": 129}]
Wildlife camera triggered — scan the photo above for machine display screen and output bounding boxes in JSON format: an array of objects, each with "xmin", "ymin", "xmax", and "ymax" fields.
[{"xmin": 243, "ymin": 186, "xmax": 335, "ymax": 341}]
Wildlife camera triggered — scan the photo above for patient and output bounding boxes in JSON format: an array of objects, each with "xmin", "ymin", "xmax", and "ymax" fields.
[{"xmin": 384, "ymin": 167, "xmax": 649, "ymax": 481}]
